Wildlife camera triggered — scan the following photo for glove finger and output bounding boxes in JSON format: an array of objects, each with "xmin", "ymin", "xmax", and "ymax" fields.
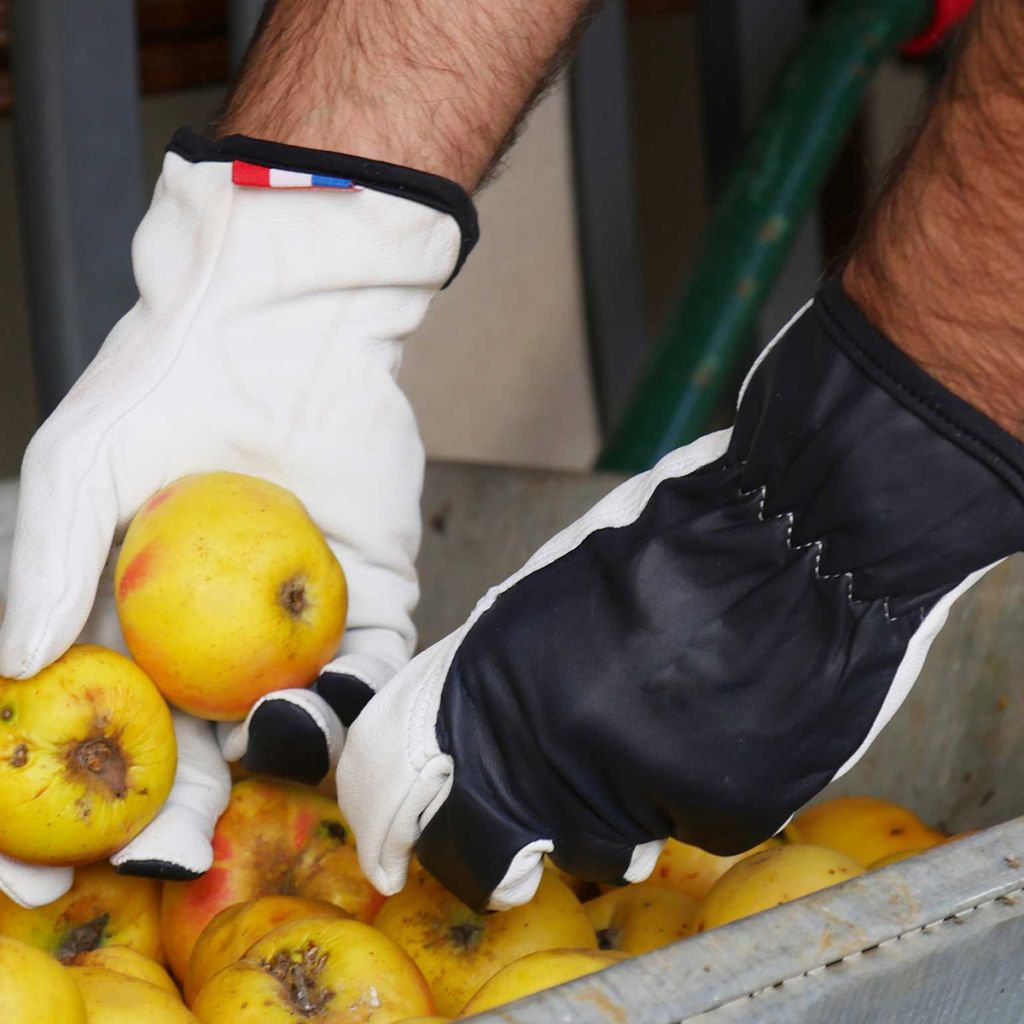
[
  {"xmin": 114, "ymin": 712, "xmax": 230, "ymax": 879},
  {"xmin": 543, "ymin": 833, "xmax": 647, "ymax": 891},
  {"xmin": 218, "ymin": 689, "xmax": 344, "ymax": 784},
  {"xmin": 0, "ymin": 855, "xmax": 73, "ymax": 909},
  {"xmin": 0, "ymin": 433, "xmax": 120, "ymax": 678},
  {"xmin": 317, "ymin": 627, "xmax": 406, "ymax": 725},
  {"xmin": 416, "ymin": 786, "xmax": 553, "ymax": 912}
]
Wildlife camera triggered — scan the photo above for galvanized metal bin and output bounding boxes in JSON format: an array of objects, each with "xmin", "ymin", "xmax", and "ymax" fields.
[{"xmin": 3, "ymin": 464, "xmax": 1023, "ymax": 1022}]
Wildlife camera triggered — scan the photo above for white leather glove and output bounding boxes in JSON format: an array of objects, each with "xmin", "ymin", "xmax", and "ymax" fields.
[
  {"xmin": 338, "ymin": 283, "xmax": 1024, "ymax": 911},
  {"xmin": 0, "ymin": 129, "xmax": 476, "ymax": 905}
]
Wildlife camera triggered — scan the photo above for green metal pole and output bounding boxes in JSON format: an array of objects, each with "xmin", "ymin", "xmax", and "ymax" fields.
[{"xmin": 598, "ymin": 0, "xmax": 931, "ymax": 473}]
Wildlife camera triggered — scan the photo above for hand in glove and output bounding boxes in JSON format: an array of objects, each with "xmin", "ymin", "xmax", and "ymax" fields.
[
  {"xmin": 338, "ymin": 282, "xmax": 1024, "ymax": 911},
  {"xmin": 0, "ymin": 129, "xmax": 477, "ymax": 905}
]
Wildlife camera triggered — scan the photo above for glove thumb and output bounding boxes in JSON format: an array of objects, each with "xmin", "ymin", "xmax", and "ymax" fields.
[{"xmin": 0, "ymin": 855, "xmax": 73, "ymax": 909}]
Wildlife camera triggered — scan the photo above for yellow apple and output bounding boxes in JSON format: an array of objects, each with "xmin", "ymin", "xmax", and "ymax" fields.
[
  {"xmin": 786, "ymin": 796, "xmax": 945, "ymax": 866},
  {"xmin": 184, "ymin": 895, "xmax": 349, "ymax": 1005},
  {"xmin": 0, "ymin": 934, "xmax": 87, "ymax": 1023},
  {"xmin": 70, "ymin": 945, "xmax": 179, "ymax": 998},
  {"xmin": 584, "ymin": 883, "xmax": 697, "ymax": 954},
  {"xmin": 70, "ymin": 966, "xmax": 198, "ymax": 1022},
  {"xmin": 374, "ymin": 865, "xmax": 597, "ymax": 1017},
  {"xmin": 161, "ymin": 778, "xmax": 381, "ymax": 982},
  {"xmin": 460, "ymin": 949, "xmax": 627, "ymax": 1016},
  {"xmin": 694, "ymin": 844, "xmax": 865, "ymax": 932},
  {"xmin": 0, "ymin": 860, "xmax": 164, "ymax": 963},
  {"xmin": 191, "ymin": 918, "xmax": 435, "ymax": 1023},
  {"xmin": 638, "ymin": 837, "xmax": 781, "ymax": 903},
  {"xmin": 115, "ymin": 472, "xmax": 348, "ymax": 721},
  {"xmin": 0, "ymin": 645, "xmax": 175, "ymax": 864}
]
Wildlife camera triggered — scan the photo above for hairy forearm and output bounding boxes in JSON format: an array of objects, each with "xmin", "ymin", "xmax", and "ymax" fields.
[
  {"xmin": 217, "ymin": 0, "xmax": 593, "ymax": 190},
  {"xmin": 845, "ymin": 0, "xmax": 1024, "ymax": 438}
]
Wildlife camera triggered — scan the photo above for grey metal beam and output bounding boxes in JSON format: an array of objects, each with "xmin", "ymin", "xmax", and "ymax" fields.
[
  {"xmin": 569, "ymin": 0, "xmax": 649, "ymax": 434},
  {"xmin": 696, "ymin": 0, "xmax": 823, "ymax": 344},
  {"xmin": 11, "ymin": 0, "xmax": 146, "ymax": 416}
]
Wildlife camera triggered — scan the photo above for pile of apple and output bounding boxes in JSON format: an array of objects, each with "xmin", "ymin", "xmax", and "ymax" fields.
[
  {"xmin": 0, "ymin": 473, "xmax": 966, "ymax": 1023},
  {"xmin": 0, "ymin": 779, "xmax": 960, "ymax": 1023}
]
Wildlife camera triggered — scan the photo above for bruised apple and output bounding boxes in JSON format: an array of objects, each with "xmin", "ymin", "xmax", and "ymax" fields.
[
  {"xmin": 191, "ymin": 918, "xmax": 434, "ymax": 1023},
  {"xmin": 0, "ymin": 934, "xmax": 87, "ymax": 1023},
  {"xmin": 460, "ymin": 949, "xmax": 627, "ymax": 1016},
  {"xmin": 374, "ymin": 865, "xmax": 597, "ymax": 1017},
  {"xmin": 585, "ymin": 883, "xmax": 697, "ymax": 954},
  {"xmin": 115, "ymin": 472, "xmax": 347, "ymax": 720},
  {"xmin": 0, "ymin": 645, "xmax": 175, "ymax": 864},
  {"xmin": 184, "ymin": 895, "xmax": 349, "ymax": 1005},
  {"xmin": 70, "ymin": 966, "xmax": 198, "ymax": 1023},
  {"xmin": 71, "ymin": 945, "xmax": 179, "ymax": 997},
  {"xmin": 161, "ymin": 779, "xmax": 381, "ymax": 982},
  {"xmin": 0, "ymin": 861, "xmax": 164, "ymax": 963}
]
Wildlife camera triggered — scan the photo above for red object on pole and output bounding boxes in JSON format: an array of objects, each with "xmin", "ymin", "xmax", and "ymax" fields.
[{"xmin": 902, "ymin": 0, "xmax": 975, "ymax": 56}]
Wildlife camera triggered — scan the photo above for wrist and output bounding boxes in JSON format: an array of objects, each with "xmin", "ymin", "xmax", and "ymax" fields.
[{"xmin": 843, "ymin": 0, "xmax": 1024, "ymax": 441}]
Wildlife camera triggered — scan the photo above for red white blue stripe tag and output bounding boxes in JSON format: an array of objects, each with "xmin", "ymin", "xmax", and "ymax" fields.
[{"xmin": 232, "ymin": 160, "xmax": 362, "ymax": 191}]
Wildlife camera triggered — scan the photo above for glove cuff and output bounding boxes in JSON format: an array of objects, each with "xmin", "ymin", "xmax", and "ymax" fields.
[
  {"xmin": 167, "ymin": 127, "xmax": 479, "ymax": 285},
  {"xmin": 727, "ymin": 280, "xmax": 1024, "ymax": 613},
  {"xmin": 817, "ymin": 280, "xmax": 1024, "ymax": 503}
]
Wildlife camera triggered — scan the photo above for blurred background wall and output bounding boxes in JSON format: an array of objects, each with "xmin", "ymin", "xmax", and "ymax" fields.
[{"xmin": 0, "ymin": 1, "xmax": 930, "ymax": 478}]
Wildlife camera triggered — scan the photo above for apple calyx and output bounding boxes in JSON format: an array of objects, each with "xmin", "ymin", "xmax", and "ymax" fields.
[
  {"xmin": 279, "ymin": 577, "xmax": 310, "ymax": 619},
  {"xmin": 56, "ymin": 913, "xmax": 110, "ymax": 963},
  {"xmin": 448, "ymin": 921, "xmax": 484, "ymax": 951},
  {"xmin": 264, "ymin": 942, "xmax": 334, "ymax": 1016},
  {"xmin": 67, "ymin": 736, "xmax": 128, "ymax": 800},
  {"xmin": 319, "ymin": 820, "xmax": 347, "ymax": 844}
]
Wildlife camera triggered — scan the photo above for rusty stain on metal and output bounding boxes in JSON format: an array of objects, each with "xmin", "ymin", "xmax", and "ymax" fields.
[{"xmin": 571, "ymin": 985, "xmax": 629, "ymax": 1024}]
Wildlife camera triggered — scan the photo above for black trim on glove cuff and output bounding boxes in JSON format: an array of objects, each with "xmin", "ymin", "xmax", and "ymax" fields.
[
  {"xmin": 167, "ymin": 127, "xmax": 479, "ymax": 286},
  {"xmin": 818, "ymin": 280, "xmax": 1024, "ymax": 503}
]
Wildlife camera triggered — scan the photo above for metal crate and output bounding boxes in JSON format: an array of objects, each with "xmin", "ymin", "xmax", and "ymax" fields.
[{"xmin": 4, "ymin": 463, "xmax": 1023, "ymax": 1022}]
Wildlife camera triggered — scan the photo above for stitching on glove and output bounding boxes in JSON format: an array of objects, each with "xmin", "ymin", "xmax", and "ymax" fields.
[{"xmin": 736, "ymin": 480, "xmax": 901, "ymax": 624}]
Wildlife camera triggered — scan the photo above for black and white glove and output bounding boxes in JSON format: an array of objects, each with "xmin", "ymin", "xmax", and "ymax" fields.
[{"xmin": 338, "ymin": 281, "xmax": 1024, "ymax": 911}]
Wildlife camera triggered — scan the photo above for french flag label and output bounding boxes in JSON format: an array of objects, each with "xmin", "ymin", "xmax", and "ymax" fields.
[{"xmin": 232, "ymin": 160, "xmax": 362, "ymax": 191}]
